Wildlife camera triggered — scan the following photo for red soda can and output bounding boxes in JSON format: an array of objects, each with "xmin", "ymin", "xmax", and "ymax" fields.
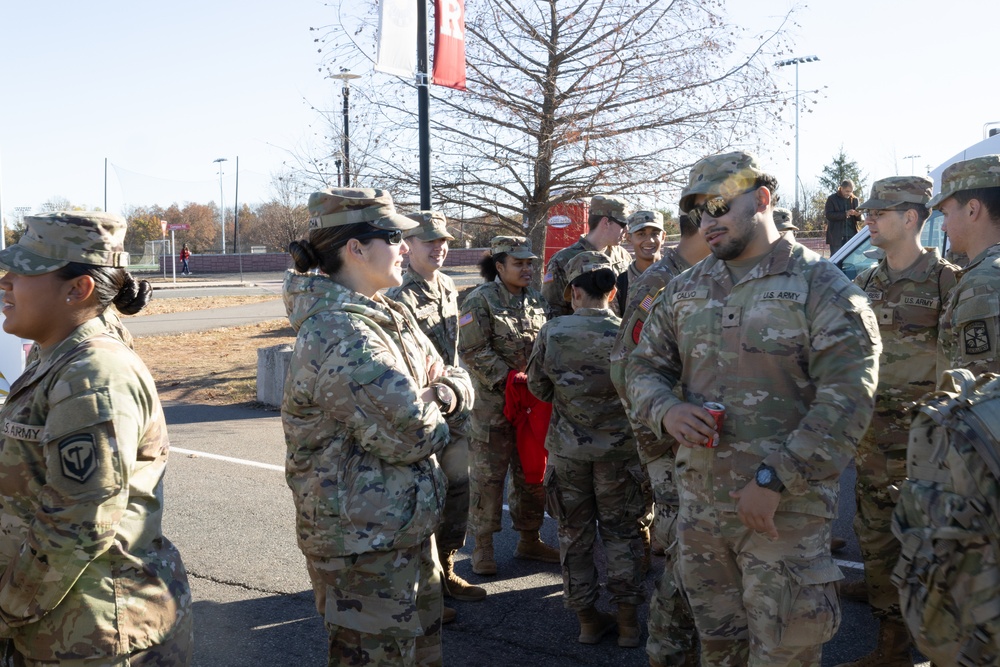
[{"xmin": 703, "ymin": 402, "xmax": 725, "ymax": 448}]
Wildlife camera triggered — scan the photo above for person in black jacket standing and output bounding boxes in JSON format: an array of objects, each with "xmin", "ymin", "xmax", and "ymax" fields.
[{"xmin": 825, "ymin": 179, "xmax": 862, "ymax": 254}]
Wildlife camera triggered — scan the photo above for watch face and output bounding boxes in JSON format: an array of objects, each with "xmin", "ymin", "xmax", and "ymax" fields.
[{"xmin": 757, "ymin": 468, "xmax": 773, "ymax": 485}]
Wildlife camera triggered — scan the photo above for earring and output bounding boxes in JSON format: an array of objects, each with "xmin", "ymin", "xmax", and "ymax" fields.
[{"xmin": 66, "ymin": 297, "xmax": 71, "ymax": 303}]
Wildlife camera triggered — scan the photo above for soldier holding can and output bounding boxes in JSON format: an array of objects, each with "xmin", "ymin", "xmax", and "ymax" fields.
[{"xmin": 627, "ymin": 152, "xmax": 880, "ymax": 665}]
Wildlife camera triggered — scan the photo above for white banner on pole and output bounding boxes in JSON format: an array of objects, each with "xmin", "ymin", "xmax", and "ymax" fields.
[{"xmin": 375, "ymin": 0, "xmax": 417, "ymax": 77}]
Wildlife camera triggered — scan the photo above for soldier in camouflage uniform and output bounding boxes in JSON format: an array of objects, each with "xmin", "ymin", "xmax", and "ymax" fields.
[
  {"xmin": 0, "ymin": 212, "xmax": 193, "ymax": 665},
  {"xmin": 542, "ymin": 195, "xmax": 633, "ymax": 319},
  {"xmin": 835, "ymin": 177, "xmax": 960, "ymax": 667},
  {"xmin": 527, "ymin": 251, "xmax": 644, "ymax": 648},
  {"xmin": 627, "ymin": 152, "xmax": 881, "ymax": 666},
  {"xmin": 282, "ymin": 189, "xmax": 474, "ymax": 667},
  {"xmin": 610, "ymin": 210, "xmax": 708, "ymax": 667},
  {"xmin": 931, "ymin": 155, "xmax": 1000, "ymax": 380},
  {"xmin": 385, "ymin": 210, "xmax": 486, "ymax": 609},
  {"xmin": 773, "ymin": 206, "xmax": 797, "ymax": 241},
  {"xmin": 614, "ymin": 210, "xmax": 664, "ymax": 314},
  {"xmin": 459, "ymin": 237, "xmax": 559, "ymax": 576}
]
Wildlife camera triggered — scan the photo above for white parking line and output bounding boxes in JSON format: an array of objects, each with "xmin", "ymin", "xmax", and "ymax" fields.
[{"xmin": 172, "ymin": 447, "xmax": 284, "ymax": 472}]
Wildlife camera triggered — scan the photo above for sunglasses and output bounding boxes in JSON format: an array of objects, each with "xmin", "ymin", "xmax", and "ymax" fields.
[
  {"xmin": 688, "ymin": 187, "xmax": 759, "ymax": 224},
  {"xmin": 352, "ymin": 229, "xmax": 404, "ymax": 245}
]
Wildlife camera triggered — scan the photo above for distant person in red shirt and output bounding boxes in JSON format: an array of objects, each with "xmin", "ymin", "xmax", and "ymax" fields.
[{"xmin": 179, "ymin": 243, "xmax": 191, "ymax": 275}]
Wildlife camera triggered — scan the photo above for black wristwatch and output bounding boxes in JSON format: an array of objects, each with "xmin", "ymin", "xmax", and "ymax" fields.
[
  {"xmin": 755, "ymin": 464, "xmax": 785, "ymax": 493},
  {"xmin": 433, "ymin": 383, "xmax": 455, "ymax": 415}
]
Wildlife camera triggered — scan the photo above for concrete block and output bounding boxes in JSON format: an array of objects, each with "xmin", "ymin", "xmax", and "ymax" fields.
[{"xmin": 257, "ymin": 344, "xmax": 293, "ymax": 407}]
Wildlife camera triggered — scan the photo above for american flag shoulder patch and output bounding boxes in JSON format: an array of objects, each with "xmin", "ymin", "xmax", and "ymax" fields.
[
  {"xmin": 542, "ymin": 271, "xmax": 554, "ymax": 283},
  {"xmin": 459, "ymin": 312, "xmax": 474, "ymax": 327},
  {"xmin": 638, "ymin": 294, "xmax": 654, "ymax": 313}
]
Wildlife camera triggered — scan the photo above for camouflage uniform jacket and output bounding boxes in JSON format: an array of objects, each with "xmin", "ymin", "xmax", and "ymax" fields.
[
  {"xmin": 0, "ymin": 318, "xmax": 191, "ymax": 661},
  {"xmin": 626, "ymin": 237, "xmax": 881, "ymax": 517},
  {"xmin": 609, "ymin": 247, "xmax": 693, "ymax": 464},
  {"xmin": 527, "ymin": 308, "xmax": 635, "ymax": 461},
  {"xmin": 458, "ymin": 279, "xmax": 546, "ymax": 441},
  {"xmin": 854, "ymin": 248, "xmax": 958, "ymax": 452},
  {"xmin": 385, "ymin": 269, "xmax": 460, "ymax": 366},
  {"xmin": 281, "ymin": 271, "xmax": 473, "ymax": 558},
  {"xmin": 542, "ymin": 237, "xmax": 632, "ymax": 319},
  {"xmin": 938, "ymin": 242, "xmax": 1000, "ymax": 380}
]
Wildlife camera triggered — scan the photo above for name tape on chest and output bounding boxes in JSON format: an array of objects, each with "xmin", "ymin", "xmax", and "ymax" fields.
[
  {"xmin": 415, "ymin": 304, "xmax": 438, "ymax": 320},
  {"xmin": 673, "ymin": 288, "xmax": 709, "ymax": 302},
  {"xmin": 866, "ymin": 290, "xmax": 884, "ymax": 302},
  {"xmin": 3, "ymin": 420, "xmax": 42, "ymax": 442},
  {"xmin": 902, "ymin": 296, "xmax": 939, "ymax": 309},
  {"xmin": 759, "ymin": 290, "xmax": 806, "ymax": 304}
]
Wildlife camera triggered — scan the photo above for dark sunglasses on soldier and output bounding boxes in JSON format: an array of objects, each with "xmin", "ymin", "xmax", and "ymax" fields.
[
  {"xmin": 352, "ymin": 229, "xmax": 404, "ymax": 245},
  {"xmin": 688, "ymin": 186, "xmax": 759, "ymax": 224}
]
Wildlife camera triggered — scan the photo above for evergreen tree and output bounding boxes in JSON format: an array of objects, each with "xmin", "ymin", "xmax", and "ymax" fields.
[{"xmin": 818, "ymin": 147, "xmax": 867, "ymax": 197}]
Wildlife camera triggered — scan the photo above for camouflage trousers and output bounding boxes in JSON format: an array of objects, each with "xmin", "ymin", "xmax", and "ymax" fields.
[
  {"xmin": 437, "ymin": 432, "xmax": 470, "ymax": 552},
  {"xmin": 468, "ymin": 417, "xmax": 546, "ymax": 536},
  {"xmin": 0, "ymin": 610, "xmax": 193, "ymax": 666},
  {"xmin": 307, "ymin": 539, "xmax": 443, "ymax": 667},
  {"xmin": 853, "ymin": 443, "xmax": 906, "ymax": 622},
  {"xmin": 543, "ymin": 454, "xmax": 645, "ymax": 610},
  {"xmin": 645, "ymin": 453, "xmax": 698, "ymax": 664},
  {"xmin": 677, "ymin": 501, "xmax": 842, "ymax": 667}
]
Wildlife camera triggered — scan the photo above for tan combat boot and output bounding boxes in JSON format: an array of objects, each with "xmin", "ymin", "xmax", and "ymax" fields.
[
  {"xmin": 617, "ymin": 603, "xmax": 641, "ymax": 648},
  {"xmin": 471, "ymin": 533, "xmax": 497, "ymax": 576},
  {"xmin": 442, "ymin": 605, "xmax": 457, "ymax": 624},
  {"xmin": 640, "ymin": 526, "xmax": 652, "ymax": 576},
  {"xmin": 576, "ymin": 606, "xmax": 617, "ymax": 644},
  {"xmin": 833, "ymin": 620, "xmax": 912, "ymax": 667},
  {"xmin": 513, "ymin": 530, "xmax": 560, "ymax": 563},
  {"xmin": 441, "ymin": 548, "xmax": 487, "ymax": 601}
]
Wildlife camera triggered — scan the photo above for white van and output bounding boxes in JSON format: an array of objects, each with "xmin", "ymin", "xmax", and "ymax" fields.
[{"xmin": 829, "ymin": 132, "xmax": 1000, "ymax": 276}]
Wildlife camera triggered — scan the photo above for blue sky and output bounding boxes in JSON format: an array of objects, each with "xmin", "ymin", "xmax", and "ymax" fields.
[{"xmin": 1, "ymin": 0, "xmax": 998, "ymax": 219}]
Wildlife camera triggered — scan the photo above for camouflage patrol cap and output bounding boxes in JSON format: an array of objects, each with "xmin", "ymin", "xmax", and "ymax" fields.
[
  {"xmin": 491, "ymin": 235, "xmax": 537, "ymax": 260},
  {"xmin": 679, "ymin": 151, "xmax": 765, "ymax": 213},
  {"xmin": 563, "ymin": 251, "xmax": 614, "ymax": 300},
  {"xmin": 0, "ymin": 211, "xmax": 129, "ymax": 276},
  {"xmin": 589, "ymin": 195, "xmax": 632, "ymax": 223},
  {"xmin": 627, "ymin": 210, "xmax": 664, "ymax": 234},
  {"xmin": 307, "ymin": 187, "xmax": 418, "ymax": 232},
  {"xmin": 773, "ymin": 207, "xmax": 797, "ymax": 232},
  {"xmin": 859, "ymin": 176, "xmax": 933, "ymax": 210},
  {"xmin": 403, "ymin": 210, "xmax": 455, "ymax": 241},
  {"xmin": 927, "ymin": 155, "xmax": 1000, "ymax": 208}
]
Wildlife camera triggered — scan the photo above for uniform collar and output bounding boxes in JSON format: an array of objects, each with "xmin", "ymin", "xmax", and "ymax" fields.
[{"xmin": 871, "ymin": 247, "xmax": 943, "ymax": 285}]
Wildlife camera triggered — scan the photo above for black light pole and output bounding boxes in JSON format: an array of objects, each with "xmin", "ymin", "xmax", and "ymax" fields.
[
  {"xmin": 330, "ymin": 70, "xmax": 361, "ymax": 187},
  {"xmin": 416, "ymin": 0, "xmax": 431, "ymax": 209}
]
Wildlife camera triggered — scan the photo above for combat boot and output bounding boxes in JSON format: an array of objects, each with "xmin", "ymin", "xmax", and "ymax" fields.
[
  {"xmin": 839, "ymin": 579, "xmax": 869, "ymax": 603},
  {"xmin": 441, "ymin": 548, "xmax": 487, "ymax": 601},
  {"xmin": 442, "ymin": 605, "xmax": 457, "ymax": 625},
  {"xmin": 471, "ymin": 533, "xmax": 497, "ymax": 576},
  {"xmin": 617, "ymin": 603, "xmax": 641, "ymax": 648},
  {"xmin": 576, "ymin": 606, "xmax": 616, "ymax": 644},
  {"xmin": 832, "ymin": 620, "xmax": 912, "ymax": 667},
  {"xmin": 514, "ymin": 530, "xmax": 560, "ymax": 563}
]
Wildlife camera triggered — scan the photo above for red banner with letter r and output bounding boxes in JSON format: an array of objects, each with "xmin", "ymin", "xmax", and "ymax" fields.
[{"xmin": 433, "ymin": 0, "xmax": 466, "ymax": 90}]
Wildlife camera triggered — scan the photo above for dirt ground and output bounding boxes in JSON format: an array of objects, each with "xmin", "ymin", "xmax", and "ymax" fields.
[
  {"xmin": 126, "ymin": 294, "xmax": 277, "ymax": 318},
  {"xmin": 132, "ymin": 294, "xmax": 294, "ymax": 407}
]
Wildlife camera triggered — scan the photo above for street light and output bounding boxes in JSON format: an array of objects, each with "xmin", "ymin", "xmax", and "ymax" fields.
[
  {"xmin": 903, "ymin": 154, "xmax": 921, "ymax": 174},
  {"xmin": 213, "ymin": 157, "xmax": 228, "ymax": 254},
  {"xmin": 775, "ymin": 55, "xmax": 820, "ymax": 226},
  {"xmin": 329, "ymin": 70, "xmax": 361, "ymax": 187}
]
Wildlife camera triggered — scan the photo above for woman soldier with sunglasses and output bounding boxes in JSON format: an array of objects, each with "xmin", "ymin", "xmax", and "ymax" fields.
[{"xmin": 281, "ymin": 188, "xmax": 473, "ymax": 666}]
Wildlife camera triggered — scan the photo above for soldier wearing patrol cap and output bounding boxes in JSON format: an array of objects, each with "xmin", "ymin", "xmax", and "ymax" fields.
[
  {"xmin": 773, "ymin": 206, "xmax": 797, "ymax": 240},
  {"xmin": 542, "ymin": 195, "xmax": 633, "ymax": 319},
  {"xmin": 0, "ymin": 211, "xmax": 194, "ymax": 664},
  {"xmin": 610, "ymin": 209, "xmax": 707, "ymax": 667},
  {"xmin": 527, "ymin": 251, "xmax": 644, "ymax": 648},
  {"xmin": 627, "ymin": 152, "xmax": 880, "ymax": 666},
  {"xmin": 614, "ymin": 209, "xmax": 665, "ymax": 315},
  {"xmin": 386, "ymin": 211, "xmax": 487, "ymax": 608},
  {"xmin": 930, "ymin": 155, "xmax": 1000, "ymax": 380},
  {"xmin": 282, "ymin": 188, "xmax": 475, "ymax": 666},
  {"xmin": 835, "ymin": 176, "xmax": 960, "ymax": 667},
  {"xmin": 459, "ymin": 236, "xmax": 560, "ymax": 576}
]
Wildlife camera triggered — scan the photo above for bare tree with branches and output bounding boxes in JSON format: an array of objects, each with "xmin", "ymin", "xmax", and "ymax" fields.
[{"xmin": 311, "ymin": 0, "xmax": 796, "ymax": 251}]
